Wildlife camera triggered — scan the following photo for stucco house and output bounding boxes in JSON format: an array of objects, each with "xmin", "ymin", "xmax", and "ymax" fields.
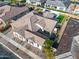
[
  {"xmin": 74, "ymin": 5, "xmax": 79, "ymax": 14},
  {"xmin": 0, "ymin": 5, "xmax": 29, "ymax": 21},
  {"xmin": 26, "ymin": 0, "xmax": 47, "ymax": 6},
  {"xmin": 45, "ymin": 0, "xmax": 70, "ymax": 11},
  {"xmin": 26, "ymin": 0, "xmax": 41, "ymax": 5},
  {"xmin": 0, "ymin": 5, "xmax": 30, "ymax": 32},
  {"xmin": 0, "ymin": 0, "xmax": 11, "ymax": 4},
  {"xmin": 11, "ymin": 11, "xmax": 57, "ymax": 50}
]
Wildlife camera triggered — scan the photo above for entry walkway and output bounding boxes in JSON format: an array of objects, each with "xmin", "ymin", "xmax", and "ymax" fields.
[{"xmin": 0, "ymin": 33, "xmax": 42, "ymax": 59}]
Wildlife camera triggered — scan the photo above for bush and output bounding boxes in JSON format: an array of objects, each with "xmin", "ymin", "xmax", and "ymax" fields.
[
  {"xmin": 57, "ymin": 15, "xmax": 65, "ymax": 23},
  {"xmin": 57, "ymin": 10, "xmax": 66, "ymax": 13},
  {"xmin": 35, "ymin": 7, "xmax": 43, "ymax": 13},
  {"xmin": 47, "ymin": 7, "xmax": 55, "ymax": 10},
  {"xmin": 44, "ymin": 39, "xmax": 54, "ymax": 48}
]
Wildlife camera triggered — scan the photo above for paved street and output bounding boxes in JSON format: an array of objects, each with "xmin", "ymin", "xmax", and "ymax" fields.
[
  {"xmin": 0, "ymin": 32, "xmax": 42, "ymax": 59},
  {"xmin": 56, "ymin": 18, "xmax": 79, "ymax": 55}
]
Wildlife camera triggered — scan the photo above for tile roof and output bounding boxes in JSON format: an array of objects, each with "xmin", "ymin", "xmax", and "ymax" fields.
[
  {"xmin": 13, "ymin": 25, "xmax": 28, "ymax": 37},
  {"xmin": 11, "ymin": 11, "xmax": 57, "ymax": 46},
  {"xmin": 46, "ymin": 0, "xmax": 66, "ymax": 7},
  {"xmin": 25, "ymin": 30, "xmax": 45, "ymax": 46},
  {"xmin": 58, "ymin": 0, "xmax": 71, "ymax": 8},
  {"xmin": 11, "ymin": 11, "xmax": 57, "ymax": 33},
  {"xmin": 75, "ymin": 5, "xmax": 79, "ymax": 10},
  {"xmin": 0, "ymin": 5, "xmax": 28, "ymax": 20}
]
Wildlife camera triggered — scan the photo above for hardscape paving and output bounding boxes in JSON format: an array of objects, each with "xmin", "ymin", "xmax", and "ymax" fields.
[
  {"xmin": 6, "ymin": 30, "xmax": 46, "ymax": 59},
  {"xmin": 0, "ymin": 32, "xmax": 42, "ymax": 59},
  {"xmin": 56, "ymin": 18, "xmax": 79, "ymax": 55}
]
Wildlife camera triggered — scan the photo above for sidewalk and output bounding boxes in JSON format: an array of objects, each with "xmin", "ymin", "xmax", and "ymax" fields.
[{"xmin": 55, "ymin": 52, "xmax": 73, "ymax": 59}]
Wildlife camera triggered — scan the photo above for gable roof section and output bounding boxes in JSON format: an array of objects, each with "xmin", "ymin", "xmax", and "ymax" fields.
[
  {"xmin": 1, "ymin": 5, "xmax": 28, "ymax": 21},
  {"xmin": 13, "ymin": 25, "xmax": 28, "ymax": 37},
  {"xmin": 30, "ymin": 14, "xmax": 57, "ymax": 32},
  {"xmin": 11, "ymin": 11, "xmax": 57, "ymax": 33},
  {"xmin": 25, "ymin": 30, "xmax": 45, "ymax": 46},
  {"xmin": 11, "ymin": 11, "xmax": 57, "ymax": 46},
  {"xmin": 46, "ymin": 0, "xmax": 66, "ymax": 7}
]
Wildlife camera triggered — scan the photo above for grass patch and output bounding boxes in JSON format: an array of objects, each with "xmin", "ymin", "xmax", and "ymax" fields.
[
  {"xmin": 43, "ymin": 48, "xmax": 55, "ymax": 59},
  {"xmin": 35, "ymin": 7, "xmax": 43, "ymax": 13},
  {"xmin": 57, "ymin": 10, "xmax": 66, "ymax": 13},
  {"xmin": 57, "ymin": 15, "xmax": 65, "ymax": 23},
  {"xmin": 47, "ymin": 7, "xmax": 55, "ymax": 10}
]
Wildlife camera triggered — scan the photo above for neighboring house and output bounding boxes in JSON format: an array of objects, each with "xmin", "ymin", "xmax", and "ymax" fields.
[
  {"xmin": 0, "ymin": 5, "xmax": 29, "ymax": 21},
  {"xmin": 58, "ymin": 0, "xmax": 71, "ymax": 8},
  {"xmin": 45, "ymin": 0, "xmax": 70, "ymax": 11},
  {"xmin": 71, "ymin": 35, "xmax": 79, "ymax": 59},
  {"xmin": 26, "ymin": 0, "xmax": 41, "ymax": 5},
  {"xmin": 26, "ymin": 0, "xmax": 47, "ymax": 6},
  {"xmin": 43, "ymin": 11, "xmax": 57, "ymax": 19},
  {"xmin": 0, "ymin": 0, "xmax": 11, "ymax": 4},
  {"xmin": 11, "ymin": 11, "xmax": 57, "ymax": 50},
  {"xmin": 74, "ymin": 5, "xmax": 79, "ymax": 14},
  {"xmin": 0, "ymin": 5, "xmax": 29, "ymax": 31}
]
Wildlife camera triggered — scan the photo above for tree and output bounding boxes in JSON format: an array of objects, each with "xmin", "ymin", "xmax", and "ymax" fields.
[
  {"xmin": 43, "ymin": 39, "xmax": 55, "ymax": 59},
  {"xmin": 11, "ymin": 0, "xmax": 16, "ymax": 5},
  {"xmin": 11, "ymin": 0, "xmax": 22, "ymax": 5},
  {"xmin": 44, "ymin": 39, "xmax": 54, "ymax": 48}
]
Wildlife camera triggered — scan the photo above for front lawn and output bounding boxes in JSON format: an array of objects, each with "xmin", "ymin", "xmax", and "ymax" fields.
[
  {"xmin": 47, "ymin": 7, "xmax": 55, "ymax": 10},
  {"xmin": 35, "ymin": 7, "xmax": 43, "ymax": 13},
  {"xmin": 57, "ymin": 15, "xmax": 65, "ymax": 23}
]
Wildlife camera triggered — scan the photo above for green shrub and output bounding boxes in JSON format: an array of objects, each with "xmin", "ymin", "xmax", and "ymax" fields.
[
  {"xmin": 57, "ymin": 15, "xmax": 65, "ymax": 23},
  {"xmin": 36, "ymin": 7, "xmax": 43, "ymax": 13},
  {"xmin": 44, "ymin": 39, "xmax": 54, "ymax": 48},
  {"xmin": 47, "ymin": 7, "xmax": 55, "ymax": 10},
  {"xmin": 57, "ymin": 10, "xmax": 66, "ymax": 13}
]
